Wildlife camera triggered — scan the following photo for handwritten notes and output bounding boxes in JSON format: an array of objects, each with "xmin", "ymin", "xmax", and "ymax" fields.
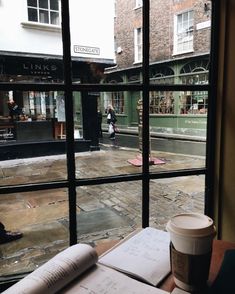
[{"xmin": 99, "ymin": 227, "xmax": 171, "ymax": 286}]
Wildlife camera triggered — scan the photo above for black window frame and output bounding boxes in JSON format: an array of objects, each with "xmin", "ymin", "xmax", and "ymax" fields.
[{"xmin": 0, "ymin": 0, "xmax": 220, "ymax": 285}]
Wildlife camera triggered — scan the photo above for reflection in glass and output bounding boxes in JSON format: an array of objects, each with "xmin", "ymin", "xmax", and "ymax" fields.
[{"xmin": 0, "ymin": 189, "xmax": 69, "ymax": 277}]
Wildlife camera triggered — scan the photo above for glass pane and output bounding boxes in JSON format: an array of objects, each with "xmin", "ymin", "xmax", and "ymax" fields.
[
  {"xmin": 76, "ymin": 182, "xmax": 141, "ymax": 244},
  {"xmin": 0, "ymin": 92, "xmax": 67, "ymax": 184},
  {"xmin": 0, "ymin": 150, "xmax": 67, "ymax": 185},
  {"xmin": 150, "ymin": 1, "xmax": 211, "ymax": 84},
  {"xmin": 50, "ymin": 11, "xmax": 60, "ymax": 25},
  {"xmin": 74, "ymin": 92, "xmax": 143, "ymax": 178},
  {"xmin": 39, "ymin": 9, "xmax": 49, "ymax": 24},
  {"xmin": 0, "ymin": 60, "xmax": 64, "ymax": 83},
  {"xmin": 149, "ymin": 90, "xmax": 207, "ymax": 163},
  {"xmin": 150, "ymin": 175, "xmax": 205, "ymax": 230},
  {"xmin": 0, "ymin": 11, "xmax": 63, "ymax": 86},
  {"xmin": 73, "ymin": 89, "xmax": 206, "ymax": 179},
  {"xmin": 39, "ymin": 0, "xmax": 48, "ymax": 9},
  {"xmin": 27, "ymin": 0, "xmax": 37, "ymax": 7},
  {"xmin": 70, "ymin": 1, "xmax": 127, "ymax": 84},
  {"xmin": 28, "ymin": 8, "xmax": 38, "ymax": 22},
  {"xmin": 50, "ymin": 0, "xmax": 59, "ymax": 11},
  {"xmin": 0, "ymin": 189, "xmax": 69, "ymax": 277}
]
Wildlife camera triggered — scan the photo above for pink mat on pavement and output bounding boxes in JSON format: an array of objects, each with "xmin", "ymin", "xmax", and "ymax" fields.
[{"xmin": 127, "ymin": 156, "xmax": 165, "ymax": 167}]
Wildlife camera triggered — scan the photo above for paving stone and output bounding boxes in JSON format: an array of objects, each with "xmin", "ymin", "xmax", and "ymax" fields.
[{"xmin": 0, "ymin": 145, "xmax": 205, "ymax": 276}]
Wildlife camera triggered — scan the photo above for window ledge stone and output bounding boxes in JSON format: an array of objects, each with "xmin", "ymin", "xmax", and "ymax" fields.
[{"xmin": 21, "ymin": 21, "xmax": 61, "ymax": 32}]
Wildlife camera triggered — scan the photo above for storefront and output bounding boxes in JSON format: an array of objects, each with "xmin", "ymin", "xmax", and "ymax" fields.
[
  {"xmin": 0, "ymin": 54, "xmax": 113, "ymax": 159},
  {"xmin": 103, "ymin": 55, "xmax": 209, "ymax": 138}
]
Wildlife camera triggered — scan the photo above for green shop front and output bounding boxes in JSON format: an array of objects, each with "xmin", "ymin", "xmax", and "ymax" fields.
[{"xmin": 102, "ymin": 54, "xmax": 208, "ymax": 140}]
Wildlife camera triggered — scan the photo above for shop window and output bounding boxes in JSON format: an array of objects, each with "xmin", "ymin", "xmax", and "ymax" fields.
[
  {"xmin": 150, "ymin": 91, "xmax": 174, "ymax": 114},
  {"xmin": 104, "ymin": 92, "xmax": 124, "ymax": 114},
  {"xmin": 174, "ymin": 10, "xmax": 194, "ymax": 55},
  {"xmin": 179, "ymin": 60, "xmax": 209, "ymax": 114},
  {"xmin": 134, "ymin": 27, "xmax": 142, "ymax": 63},
  {"xmin": 149, "ymin": 67, "xmax": 174, "ymax": 114},
  {"xmin": 27, "ymin": 0, "xmax": 60, "ymax": 25},
  {"xmin": 23, "ymin": 91, "xmax": 57, "ymax": 120},
  {"xmin": 179, "ymin": 91, "xmax": 208, "ymax": 114}
]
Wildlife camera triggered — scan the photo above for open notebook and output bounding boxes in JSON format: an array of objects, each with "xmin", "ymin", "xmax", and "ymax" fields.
[
  {"xmin": 3, "ymin": 227, "xmax": 171, "ymax": 294},
  {"xmin": 99, "ymin": 227, "xmax": 171, "ymax": 286}
]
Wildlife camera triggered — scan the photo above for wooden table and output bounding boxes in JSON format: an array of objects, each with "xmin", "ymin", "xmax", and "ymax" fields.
[{"xmin": 96, "ymin": 239, "xmax": 235, "ymax": 293}]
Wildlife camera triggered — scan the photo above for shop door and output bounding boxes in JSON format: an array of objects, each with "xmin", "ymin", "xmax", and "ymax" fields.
[{"xmin": 130, "ymin": 92, "xmax": 140, "ymax": 125}]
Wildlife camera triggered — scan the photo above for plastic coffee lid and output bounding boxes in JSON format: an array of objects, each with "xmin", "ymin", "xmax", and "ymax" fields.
[{"xmin": 166, "ymin": 213, "xmax": 216, "ymax": 237}]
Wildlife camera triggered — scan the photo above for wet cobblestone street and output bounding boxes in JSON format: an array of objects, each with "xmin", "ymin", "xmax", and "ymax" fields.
[{"xmin": 0, "ymin": 144, "xmax": 205, "ymax": 277}]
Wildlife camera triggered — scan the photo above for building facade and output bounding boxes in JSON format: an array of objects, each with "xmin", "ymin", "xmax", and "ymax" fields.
[
  {"xmin": 103, "ymin": 0, "xmax": 211, "ymax": 139},
  {"xmin": 0, "ymin": 0, "xmax": 115, "ymax": 155}
]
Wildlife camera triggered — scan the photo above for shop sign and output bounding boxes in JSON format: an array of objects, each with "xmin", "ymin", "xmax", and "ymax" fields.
[
  {"xmin": 22, "ymin": 63, "xmax": 57, "ymax": 76},
  {"xmin": 0, "ymin": 56, "xmax": 63, "ymax": 78},
  {"xmin": 74, "ymin": 45, "xmax": 100, "ymax": 55}
]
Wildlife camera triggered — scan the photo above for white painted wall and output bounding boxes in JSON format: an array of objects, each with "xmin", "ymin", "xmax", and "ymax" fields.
[
  {"xmin": 70, "ymin": 0, "xmax": 115, "ymax": 60},
  {"xmin": 0, "ymin": 0, "xmax": 114, "ymax": 61}
]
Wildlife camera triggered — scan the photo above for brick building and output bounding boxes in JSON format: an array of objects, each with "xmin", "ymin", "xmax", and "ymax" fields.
[{"xmin": 104, "ymin": 0, "xmax": 211, "ymax": 138}]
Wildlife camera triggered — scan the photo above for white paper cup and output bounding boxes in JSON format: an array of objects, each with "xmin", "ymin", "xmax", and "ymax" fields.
[{"xmin": 166, "ymin": 213, "xmax": 216, "ymax": 292}]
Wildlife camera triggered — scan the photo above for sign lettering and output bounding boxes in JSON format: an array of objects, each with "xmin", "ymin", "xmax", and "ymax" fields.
[{"xmin": 74, "ymin": 45, "xmax": 100, "ymax": 55}]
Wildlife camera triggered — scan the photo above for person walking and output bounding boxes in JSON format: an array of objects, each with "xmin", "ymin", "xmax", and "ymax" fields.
[{"xmin": 106, "ymin": 105, "xmax": 117, "ymax": 140}]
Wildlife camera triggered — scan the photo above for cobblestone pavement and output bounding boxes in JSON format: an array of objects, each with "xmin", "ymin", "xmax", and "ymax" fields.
[{"xmin": 0, "ymin": 143, "xmax": 205, "ymax": 277}]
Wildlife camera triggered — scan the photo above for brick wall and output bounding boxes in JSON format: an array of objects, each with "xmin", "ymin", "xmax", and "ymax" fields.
[{"xmin": 114, "ymin": 0, "xmax": 211, "ymax": 70}]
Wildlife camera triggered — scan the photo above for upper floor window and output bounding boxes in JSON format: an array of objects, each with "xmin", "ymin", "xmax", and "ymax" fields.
[
  {"xmin": 135, "ymin": 0, "xmax": 143, "ymax": 8},
  {"xmin": 134, "ymin": 27, "xmax": 142, "ymax": 63},
  {"xmin": 174, "ymin": 10, "xmax": 194, "ymax": 55},
  {"xmin": 27, "ymin": 0, "xmax": 60, "ymax": 25}
]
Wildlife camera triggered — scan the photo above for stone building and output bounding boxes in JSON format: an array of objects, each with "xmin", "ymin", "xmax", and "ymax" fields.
[{"xmin": 104, "ymin": 0, "xmax": 211, "ymax": 139}]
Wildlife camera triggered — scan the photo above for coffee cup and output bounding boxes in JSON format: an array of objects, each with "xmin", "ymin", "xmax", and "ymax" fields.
[{"xmin": 166, "ymin": 213, "xmax": 216, "ymax": 292}]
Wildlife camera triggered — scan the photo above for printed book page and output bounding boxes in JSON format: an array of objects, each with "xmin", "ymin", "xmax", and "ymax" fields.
[
  {"xmin": 98, "ymin": 227, "xmax": 171, "ymax": 286},
  {"xmin": 60, "ymin": 264, "xmax": 169, "ymax": 294},
  {"xmin": 171, "ymin": 288, "xmax": 190, "ymax": 294},
  {"xmin": 3, "ymin": 244, "xmax": 98, "ymax": 294}
]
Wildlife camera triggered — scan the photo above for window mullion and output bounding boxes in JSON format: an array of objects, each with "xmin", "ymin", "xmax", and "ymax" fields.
[
  {"xmin": 142, "ymin": 0, "xmax": 150, "ymax": 228},
  {"xmin": 61, "ymin": 0, "xmax": 77, "ymax": 246}
]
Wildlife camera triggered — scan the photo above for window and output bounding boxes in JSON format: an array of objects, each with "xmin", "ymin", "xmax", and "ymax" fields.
[
  {"xmin": 174, "ymin": 10, "xmax": 194, "ymax": 54},
  {"xmin": 134, "ymin": 27, "xmax": 142, "ymax": 63},
  {"xmin": 27, "ymin": 0, "xmax": 60, "ymax": 25},
  {"xmin": 24, "ymin": 91, "xmax": 57, "ymax": 119},
  {"xmin": 104, "ymin": 92, "xmax": 124, "ymax": 114},
  {"xmin": 135, "ymin": 0, "xmax": 143, "ymax": 8},
  {"xmin": 150, "ymin": 91, "xmax": 174, "ymax": 114},
  {"xmin": 179, "ymin": 60, "xmax": 209, "ymax": 114},
  {"xmin": 0, "ymin": 0, "xmax": 218, "ymax": 289}
]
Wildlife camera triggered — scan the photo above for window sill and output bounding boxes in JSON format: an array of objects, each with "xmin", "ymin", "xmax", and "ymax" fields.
[
  {"xmin": 133, "ymin": 61, "xmax": 142, "ymax": 65},
  {"xmin": 133, "ymin": 6, "xmax": 142, "ymax": 10},
  {"xmin": 172, "ymin": 49, "xmax": 194, "ymax": 56},
  {"xmin": 21, "ymin": 21, "xmax": 61, "ymax": 33}
]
